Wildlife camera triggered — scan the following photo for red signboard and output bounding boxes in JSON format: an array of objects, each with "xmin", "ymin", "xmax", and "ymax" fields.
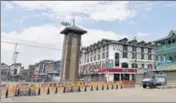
[{"xmin": 97, "ymin": 68, "xmax": 137, "ymax": 73}]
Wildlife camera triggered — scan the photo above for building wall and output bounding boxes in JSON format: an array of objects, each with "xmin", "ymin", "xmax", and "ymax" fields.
[{"xmin": 10, "ymin": 65, "xmax": 22, "ymax": 76}]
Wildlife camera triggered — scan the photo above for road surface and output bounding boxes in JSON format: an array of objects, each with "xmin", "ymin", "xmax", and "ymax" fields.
[{"xmin": 2, "ymin": 87, "xmax": 176, "ymax": 102}]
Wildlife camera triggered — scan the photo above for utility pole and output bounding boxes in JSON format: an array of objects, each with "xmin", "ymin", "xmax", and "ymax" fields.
[{"xmin": 12, "ymin": 43, "xmax": 18, "ymax": 64}]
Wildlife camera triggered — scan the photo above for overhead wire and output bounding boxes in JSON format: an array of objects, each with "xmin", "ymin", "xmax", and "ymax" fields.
[{"xmin": 1, "ymin": 40, "xmax": 61, "ymax": 51}]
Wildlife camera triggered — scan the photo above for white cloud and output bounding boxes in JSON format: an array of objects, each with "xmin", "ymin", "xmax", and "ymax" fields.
[
  {"xmin": 1, "ymin": 25, "xmax": 126, "ymax": 68},
  {"xmin": 11, "ymin": 1, "xmax": 135, "ymax": 21},
  {"xmin": 3, "ymin": 1, "xmax": 14, "ymax": 9},
  {"xmin": 136, "ymin": 32, "xmax": 149, "ymax": 37},
  {"xmin": 129, "ymin": 21, "xmax": 134, "ymax": 24},
  {"xmin": 165, "ymin": 3, "xmax": 176, "ymax": 7}
]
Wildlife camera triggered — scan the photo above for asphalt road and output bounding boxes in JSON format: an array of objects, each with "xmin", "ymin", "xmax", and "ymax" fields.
[{"xmin": 2, "ymin": 87, "xmax": 176, "ymax": 102}]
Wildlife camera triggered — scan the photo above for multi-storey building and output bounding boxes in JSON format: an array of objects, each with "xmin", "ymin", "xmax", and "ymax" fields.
[
  {"xmin": 153, "ymin": 30, "xmax": 176, "ymax": 83},
  {"xmin": 79, "ymin": 38, "xmax": 155, "ymax": 82},
  {"xmin": 30, "ymin": 60, "xmax": 61, "ymax": 82},
  {"xmin": 10, "ymin": 63, "xmax": 24, "ymax": 76},
  {"xmin": 0, "ymin": 63, "xmax": 11, "ymax": 81},
  {"xmin": 154, "ymin": 30, "xmax": 176, "ymax": 67}
]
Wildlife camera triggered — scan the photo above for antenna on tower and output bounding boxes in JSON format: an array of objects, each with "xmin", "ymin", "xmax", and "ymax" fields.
[
  {"xmin": 134, "ymin": 36, "xmax": 137, "ymax": 41},
  {"xmin": 72, "ymin": 17, "xmax": 75, "ymax": 26}
]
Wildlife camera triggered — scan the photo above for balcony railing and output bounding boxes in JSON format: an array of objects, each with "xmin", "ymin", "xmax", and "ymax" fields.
[{"xmin": 155, "ymin": 43, "xmax": 176, "ymax": 54}]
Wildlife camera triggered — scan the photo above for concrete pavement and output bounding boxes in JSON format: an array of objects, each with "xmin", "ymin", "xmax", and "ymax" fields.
[{"xmin": 2, "ymin": 87, "xmax": 176, "ymax": 102}]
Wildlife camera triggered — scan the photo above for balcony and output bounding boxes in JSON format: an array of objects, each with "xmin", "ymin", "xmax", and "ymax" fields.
[{"xmin": 155, "ymin": 43, "xmax": 176, "ymax": 54}]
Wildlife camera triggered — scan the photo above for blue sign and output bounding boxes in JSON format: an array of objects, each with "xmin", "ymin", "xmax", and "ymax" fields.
[
  {"xmin": 156, "ymin": 60, "xmax": 172, "ymax": 66},
  {"xmin": 106, "ymin": 60, "xmax": 113, "ymax": 68},
  {"xmin": 54, "ymin": 61, "xmax": 61, "ymax": 73}
]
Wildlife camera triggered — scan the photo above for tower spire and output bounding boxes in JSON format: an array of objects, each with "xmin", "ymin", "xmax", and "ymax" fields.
[{"xmin": 72, "ymin": 17, "xmax": 75, "ymax": 26}]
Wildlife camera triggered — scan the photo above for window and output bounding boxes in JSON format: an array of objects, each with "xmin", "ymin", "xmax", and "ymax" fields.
[
  {"xmin": 132, "ymin": 46, "xmax": 136, "ymax": 52},
  {"xmin": 132, "ymin": 53, "xmax": 137, "ymax": 59},
  {"xmin": 122, "ymin": 62, "xmax": 128, "ymax": 68},
  {"xmin": 131, "ymin": 63, "xmax": 138, "ymax": 68},
  {"xmin": 90, "ymin": 56, "xmax": 92, "ymax": 62},
  {"xmin": 84, "ymin": 55, "xmax": 86, "ymax": 63},
  {"xmin": 98, "ymin": 48, "xmax": 100, "ymax": 53},
  {"xmin": 148, "ymin": 48, "xmax": 152, "ymax": 53},
  {"xmin": 156, "ymin": 56, "xmax": 158, "ymax": 61},
  {"xmin": 115, "ymin": 53, "xmax": 119, "ymax": 67},
  {"xmin": 141, "ymin": 54, "xmax": 144, "ymax": 59},
  {"xmin": 94, "ymin": 55, "xmax": 96, "ymax": 61},
  {"xmin": 123, "ymin": 45, "xmax": 128, "ymax": 51},
  {"xmin": 103, "ymin": 46, "xmax": 105, "ymax": 51},
  {"xmin": 106, "ymin": 51, "xmax": 109, "ymax": 58},
  {"xmin": 148, "ymin": 64, "xmax": 153, "ymax": 69},
  {"xmin": 148, "ymin": 54, "xmax": 152, "ymax": 60},
  {"xmin": 168, "ymin": 40, "xmax": 171, "ymax": 44},
  {"xmin": 172, "ymin": 39, "xmax": 175, "ymax": 43},
  {"xmin": 141, "ymin": 47, "xmax": 144, "ymax": 53},
  {"xmin": 98, "ymin": 54, "xmax": 100, "ymax": 60},
  {"xmin": 123, "ymin": 52, "xmax": 128, "ymax": 58},
  {"xmin": 141, "ymin": 64, "xmax": 144, "ymax": 68},
  {"xmin": 102, "ymin": 52, "xmax": 105, "ymax": 59},
  {"xmin": 87, "ymin": 58, "xmax": 89, "ymax": 63},
  {"xmin": 94, "ymin": 50, "xmax": 96, "ymax": 54},
  {"xmin": 106, "ymin": 45, "xmax": 109, "ymax": 50},
  {"xmin": 169, "ymin": 57, "xmax": 173, "ymax": 61},
  {"xmin": 14, "ymin": 69, "xmax": 17, "ymax": 75},
  {"xmin": 91, "ymin": 51, "xmax": 93, "ymax": 56}
]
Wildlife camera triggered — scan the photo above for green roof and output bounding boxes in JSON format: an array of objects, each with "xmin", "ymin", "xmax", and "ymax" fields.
[{"xmin": 153, "ymin": 30, "xmax": 176, "ymax": 43}]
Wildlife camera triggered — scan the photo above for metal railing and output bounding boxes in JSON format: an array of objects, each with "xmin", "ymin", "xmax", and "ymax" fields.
[{"xmin": 155, "ymin": 43, "xmax": 176, "ymax": 54}]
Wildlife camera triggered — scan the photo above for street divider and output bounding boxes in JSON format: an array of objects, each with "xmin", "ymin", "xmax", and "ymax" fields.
[{"xmin": 3, "ymin": 80, "xmax": 136, "ymax": 98}]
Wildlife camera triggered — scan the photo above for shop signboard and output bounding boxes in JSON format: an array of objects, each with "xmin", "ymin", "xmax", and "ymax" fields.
[
  {"xmin": 156, "ymin": 60, "xmax": 172, "ymax": 66},
  {"xmin": 106, "ymin": 60, "xmax": 113, "ymax": 68}
]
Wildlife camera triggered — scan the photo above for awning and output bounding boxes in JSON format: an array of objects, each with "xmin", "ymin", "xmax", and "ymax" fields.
[{"xmin": 97, "ymin": 68, "xmax": 137, "ymax": 74}]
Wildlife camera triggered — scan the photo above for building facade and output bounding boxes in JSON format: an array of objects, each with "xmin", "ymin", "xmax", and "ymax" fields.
[
  {"xmin": 79, "ymin": 38, "xmax": 155, "ymax": 82},
  {"xmin": 30, "ymin": 60, "xmax": 61, "ymax": 82},
  {"xmin": 0, "ymin": 63, "xmax": 11, "ymax": 81},
  {"xmin": 153, "ymin": 30, "xmax": 176, "ymax": 83},
  {"xmin": 10, "ymin": 63, "xmax": 24, "ymax": 76},
  {"xmin": 154, "ymin": 30, "xmax": 176, "ymax": 69}
]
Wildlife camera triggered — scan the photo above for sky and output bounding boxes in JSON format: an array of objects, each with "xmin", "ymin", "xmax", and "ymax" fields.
[{"xmin": 1, "ymin": 1, "xmax": 176, "ymax": 68}]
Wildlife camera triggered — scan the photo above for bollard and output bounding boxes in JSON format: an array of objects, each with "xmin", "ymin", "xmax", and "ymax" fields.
[
  {"xmin": 90, "ymin": 85, "xmax": 93, "ymax": 91},
  {"xmin": 96, "ymin": 85, "xmax": 98, "ymax": 91},
  {"xmin": 38, "ymin": 88, "xmax": 41, "ymax": 95},
  {"xmin": 70, "ymin": 87, "xmax": 73, "ymax": 92},
  {"xmin": 121, "ymin": 84, "xmax": 123, "ymax": 89},
  {"xmin": 102, "ymin": 85, "xmax": 104, "ymax": 90},
  {"xmin": 77, "ymin": 86, "xmax": 81, "ymax": 92},
  {"xmin": 84, "ymin": 86, "xmax": 87, "ymax": 92},
  {"xmin": 47, "ymin": 88, "xmax": 50, "ymax": 95},
  {"xmin": 5, "ymin": 89, "xmax": 8, "ymax": 98},
  {"xmin": 116, "ymin": 84, "xmax": 118, "ymax": 89},
  {"xmin": 63, "ymin": 87, "xmax": 66, "ymax": 93},
  {"xmin": 28, "ymin": 88, "xmax": 31, "ymax": 96},
  {"xmin": 112, "ymin": 84, "xmax": 114, "ymax": 89},
  {"xmin": 107, "ymin": 85, "xmax": 109, "ymax": 90},
  {"xmin": 17, "ymin": 88, "xmax": 20, "ymax": 96},
  {"xmin": 55, "ymin": 87, "xmax": 58, "ymax": 94}
]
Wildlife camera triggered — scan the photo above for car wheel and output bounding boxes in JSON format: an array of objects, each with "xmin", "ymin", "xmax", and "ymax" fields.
[{"xmin": 143, "ymin": 84, "xmax": 147, "ymax": 88}]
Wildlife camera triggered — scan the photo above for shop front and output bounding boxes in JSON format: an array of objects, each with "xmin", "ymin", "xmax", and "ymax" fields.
[{"xmin": 98, "ymin": 68, "xmax": 137, "ymax": 82}]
